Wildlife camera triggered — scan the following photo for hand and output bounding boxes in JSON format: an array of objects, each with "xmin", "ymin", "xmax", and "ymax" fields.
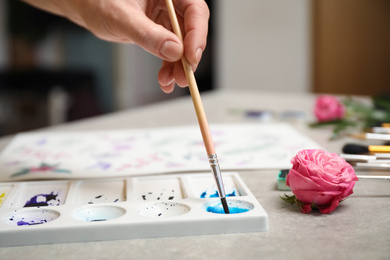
[{"xmin": 22, "ymin": 0, "xmax": 210, "ymax": 93}]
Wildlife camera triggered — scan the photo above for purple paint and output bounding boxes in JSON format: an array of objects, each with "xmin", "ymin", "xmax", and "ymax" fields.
[
  {"xmin": 97, "ymin": 162, "xmax": 111, "ymax": 170},
  {"xmin": 17, "ymin": 219, "xmax": 47, "ymax": 226},
  {"xmin": 24, "ymin": 192, "xmax": 60, "ymax": 207}
]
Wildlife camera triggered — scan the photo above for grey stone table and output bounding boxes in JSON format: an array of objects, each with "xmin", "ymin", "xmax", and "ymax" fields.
[{"xmin": 0, "ymin": 90, "xmax": 388, "ymax": 260}]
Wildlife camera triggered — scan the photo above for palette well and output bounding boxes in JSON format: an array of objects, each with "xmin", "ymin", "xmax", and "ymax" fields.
[{"xmin": 0, "ymin": 172, "xmax": 268, "ymax": 247}]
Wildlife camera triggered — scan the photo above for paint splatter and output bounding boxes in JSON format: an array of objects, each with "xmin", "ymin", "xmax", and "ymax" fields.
[
  {"xmin": 0, "ymin": 192, "xmax": 6, "ymax": 206},
  {"xmin": 137, "ymin": 202, "xmax": 190, "ymax": 218},
  {"xmin": 24, "ymin": 192, "xmax": 61, "ymax": 207},
  {"xmin": 200, "ymin": 190, "xmax": 237, "ymax": 198},
  {"xmin": 86, "ymin": 194, "xmax": 119, "ymax": 204},
  {"xmin": 5, "ymin": 209, "xmax": 60, "ymax": 226},
  {"xmin": 140, "ymin": 189, "xmax": 175, "ymax": 201}
]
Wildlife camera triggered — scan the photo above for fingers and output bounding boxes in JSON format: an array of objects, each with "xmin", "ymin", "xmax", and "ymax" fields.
[
  {"xmin": 158, "ymin": 61, "xmax": 175, "ymax": 93},
  {"xmin": 135, "ymin": 15, "xmax": 184, "ymax": 62},
  {"xmin": 174, "ymin": 0, "xmax": 210, "ymax": 65},
  {"xmin": 158, "ymin": 60, "xmax": 188, "ymax": 93},
  {"xmin": 159, "ymin": 0, "xmax": 209, "ymax": 92},
  {"xmin": 140, "ymin": 0, "xmax": 209, "ymax": 71},
  {"xmin": 74, "ymin": 0, "xmax": 209, "ymax": 92}
]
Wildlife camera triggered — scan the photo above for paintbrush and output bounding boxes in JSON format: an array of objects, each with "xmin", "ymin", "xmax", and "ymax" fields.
[
  {"xmin": 342, "ymin": 143, "xmax": 390, "ymax": 154},
  {"xmin": 371, "ymin": 127, "xmax": 390, "ymax": 134},
  {"xmin": 356, "ymin": 175, "xmax": 390, "ymax": 181},
  {"xmin": 164, "ymin": 0, "xmax": 230, "ymax": 214},
  {"xmin": 348, "ymin": 132, "xmax": 390, "ymax": 141}
]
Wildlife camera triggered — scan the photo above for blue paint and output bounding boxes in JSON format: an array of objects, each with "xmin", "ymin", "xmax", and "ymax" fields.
[
  {"xmin": 24, "ymin": 192, "xmax": 60, "ymax": 207},
  {"xmin": 200, "ymin": 190, "xmax": 237, "ymax": 199},
  {"xmin": 206, "ymin": 203, "xmax": 249, "ymax": 214},
  {"xmin": 201, "ymin": 191, "xmax": 219, "ymax": 198}
]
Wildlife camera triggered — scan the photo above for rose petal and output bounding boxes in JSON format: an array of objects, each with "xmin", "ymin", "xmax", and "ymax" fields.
[
  {"xmin": 300, "ymin": 203, "xmax": 312, "ymax": 214},
  {"xmin": 294, "ymin": 190, "xmax": 342, "ymax": 205},
  {"xmin": 314, "ymin": 95, "xmax": 345, "ymax": 122},
  {"xmin": 287, "ymin": 169, "xmax": 325, "ymax": 192},
  {"xmin": 309, "ymin": 175, "xmax": 349, "ymax": 192},
  {"xmin": 294, "ymin": 163, "xmax": 312, "ymax": 177},
  {"xmin": 318, "ymin": 198, "xmax": 340, "ymax": 214},
  {"xmin": 339, "ymin": 182, "xmax": 356, "ymax": 199},
  {"xmin": 285, "ymin": 149, "xmax": 357, "ymax": 214}
]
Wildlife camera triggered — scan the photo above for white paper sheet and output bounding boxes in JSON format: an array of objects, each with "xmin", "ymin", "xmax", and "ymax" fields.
[{"xmin": 0, "ymin": 123, "xmax": 322, "ymax": 181}]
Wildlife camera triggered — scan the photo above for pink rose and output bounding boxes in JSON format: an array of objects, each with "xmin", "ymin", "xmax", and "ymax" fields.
[
  {"xmin": 314, "ymin": 95, "xmax": 345, "ymax": 122},
  {"xmin": 286, "ymin": 149, "xmax": 358, "ymax": 214}
]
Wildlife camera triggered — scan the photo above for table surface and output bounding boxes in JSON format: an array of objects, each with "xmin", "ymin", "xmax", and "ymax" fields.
[{"xmin": 0, "ymin": 90, "xmax": 389, "ymax": 260}]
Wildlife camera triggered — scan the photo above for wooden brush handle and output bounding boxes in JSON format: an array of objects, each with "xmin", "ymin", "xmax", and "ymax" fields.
[{"xmin": 164, "ymin": 0, "xmax": 215, "ymax": 155}]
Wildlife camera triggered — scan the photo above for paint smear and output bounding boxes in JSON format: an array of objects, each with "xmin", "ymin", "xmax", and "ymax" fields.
[
  {"xmin": 4, "ymin": 209, "xmax": 60, "ymax": 226},
  {"xmin": 202, "ymin": 200, "xmax": 254, "ymax": 215},
  {"xmin": 24, "ymin": 192, "xmax": 60, "ymax": 207},
  {"xmin": 12, "ymin": 182, "xmax": 69, "ymax": 208},
  {"xmin": 200, "ymin": 190, "xmax": 237, "ymax": 199},
  {"xmin": 0, "ymin": 192, "xmax": 7, "ymax": 207},
  {"xmin": 206, "ymin": 204, "xmax": 249, "ymax": 214},
  {"xmin": 191, "ymin": 175, "xmax": 244, "ymax": 198},
  {"xmin": 0, "ymin": 185, "xmax": 13, "ymax": 207}
]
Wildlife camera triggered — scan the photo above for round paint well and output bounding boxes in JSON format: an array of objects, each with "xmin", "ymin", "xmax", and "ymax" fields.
[
  {"xmin": 4, "ymin": 209, "xmax": 60, "ymax": 226},
  {"xmin": 72, "ymin": 206, "xmax": 126, "ymax": 222},
  {"xmin": 202, "ymin": 200, "xmax": 254, "ymax": 214},
  {"xmin": 137, "ymin": 202, "xmax": 190, "ymax": 218}
]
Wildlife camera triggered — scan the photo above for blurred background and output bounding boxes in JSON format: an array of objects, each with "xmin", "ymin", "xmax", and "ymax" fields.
[{"xmin": 0, "ymin": 0, "xmax": 389, "ymax": 136}]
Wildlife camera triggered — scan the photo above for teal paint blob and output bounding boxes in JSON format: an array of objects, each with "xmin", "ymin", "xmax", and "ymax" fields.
[{"xmin": 205, "ymin": 203, "xmax": 249, "ymax": 214}]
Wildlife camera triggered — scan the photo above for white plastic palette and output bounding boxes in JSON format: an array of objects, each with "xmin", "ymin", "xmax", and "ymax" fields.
[{"xmin": 0, "ymin": 172, "xmax": 268, "ymax": 247}]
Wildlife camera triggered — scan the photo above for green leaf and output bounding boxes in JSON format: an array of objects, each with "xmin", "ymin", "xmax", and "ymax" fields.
[{"xmin": 280, "ymin": 194, "xmax": 297, "ymax": 205}]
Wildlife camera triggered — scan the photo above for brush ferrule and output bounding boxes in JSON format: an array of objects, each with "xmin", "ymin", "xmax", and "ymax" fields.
[{"xmin": 208, "ymin": 153, "xmax": 226, "ymax": 198}]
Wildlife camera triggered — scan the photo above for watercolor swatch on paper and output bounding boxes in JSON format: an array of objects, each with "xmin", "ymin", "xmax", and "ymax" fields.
[{"xmin": 0, "ymin": 123, "xmax": 322, "ymax": 181}]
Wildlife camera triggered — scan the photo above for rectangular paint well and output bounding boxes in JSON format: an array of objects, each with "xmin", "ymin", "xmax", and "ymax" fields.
[
  {"xmin": 74, "ymin": 179, "xmax": 126, "ymax": 204},
  {"xmin": 133, "ymin": 176, "xmax": 185, "ymax": 201},
  {"xmin": 190, "ymin": 174, "xmax": 244, "ymax": 198},
  {"xmin": 0, "ymin": 184, "xmax": 13, "ymax": 207},
  {"xmin": 11, "ymin": 181, "xmax": 69, "ymax": 208}
]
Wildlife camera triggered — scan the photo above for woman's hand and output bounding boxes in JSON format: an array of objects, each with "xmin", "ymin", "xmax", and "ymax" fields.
[{"xmin": 22, "ymin": 0, "xmax": 210, "ymax": 93}]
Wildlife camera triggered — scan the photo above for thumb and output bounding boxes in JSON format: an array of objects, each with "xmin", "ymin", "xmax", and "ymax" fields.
[{"xmin": 133, "ymin": 15, "xmax": 183, "ymax": 62}]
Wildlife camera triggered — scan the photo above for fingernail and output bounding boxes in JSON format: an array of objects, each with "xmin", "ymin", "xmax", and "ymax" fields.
[
  {"xmin": 165, "ymin": 77, "xmax": 175, "ymax": 87},
  {"xmin": 196, "ymin": 48, "xmax": 203, "ymax": 63},
  {"xmin": 160, "ymin": 41, "xmax": 181, "ymax": 61}
]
